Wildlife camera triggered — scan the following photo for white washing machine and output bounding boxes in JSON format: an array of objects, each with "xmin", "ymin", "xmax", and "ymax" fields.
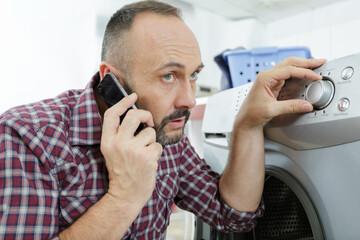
[{"xmin": 196, "ymin": 54, "xmax": 360, "ymax": 240}]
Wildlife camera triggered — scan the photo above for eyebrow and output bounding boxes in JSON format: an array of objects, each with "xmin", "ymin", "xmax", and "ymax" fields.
[{"xmin": 156, "ymin": 61, "xmax": 205, "ymax": 72}]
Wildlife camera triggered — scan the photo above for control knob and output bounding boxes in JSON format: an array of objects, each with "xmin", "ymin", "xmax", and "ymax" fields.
[{"xmin": 305, "ymin": 79, "xmax": 334, "ymax": 109}]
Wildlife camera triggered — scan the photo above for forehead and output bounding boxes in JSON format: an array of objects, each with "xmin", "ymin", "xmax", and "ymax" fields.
[{"xmin": 126, "ymin": 12, "xmax": 202, "ymax": 73}]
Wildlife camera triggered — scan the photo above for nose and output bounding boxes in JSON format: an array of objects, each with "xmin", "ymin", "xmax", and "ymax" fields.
[{"xmin": 174, "ymin": 80, "xmax": 196, "ymax": 110}]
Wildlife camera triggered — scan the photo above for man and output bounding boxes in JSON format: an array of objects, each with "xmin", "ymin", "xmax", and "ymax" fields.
[{"xmin": 0, "ymin": 1, "xmax": 325, "ymax": 239}]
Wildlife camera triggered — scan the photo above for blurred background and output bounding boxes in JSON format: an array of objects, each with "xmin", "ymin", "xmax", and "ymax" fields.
[{"xmin": 1, "ymin": 0, "xmax": 360, "ymax": 114}]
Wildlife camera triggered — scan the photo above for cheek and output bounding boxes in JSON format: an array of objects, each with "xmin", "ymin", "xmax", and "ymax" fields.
[
  {"xmin": 133, "ymin": 79, "xmax": 178, "ymax": 123},
  {"xmin": 137, "ymin": 94, "xmax": 170, "ymax": 124},
  {"xmin": 191, "ymin": 82, "xmax": 197, "ymax": 93}
]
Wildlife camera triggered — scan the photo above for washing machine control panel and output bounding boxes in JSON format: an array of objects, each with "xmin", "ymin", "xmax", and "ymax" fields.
[
  {"xmin": 203, "ymin": 53, "xmax": 360, "ymax": 150},
  {"xmin": 265, "ymin": 53, "xmax": 360, "ymax": 150},
  {"xmin": 278, "ymin": 73, "xmax": 338, "ymax": 111}
]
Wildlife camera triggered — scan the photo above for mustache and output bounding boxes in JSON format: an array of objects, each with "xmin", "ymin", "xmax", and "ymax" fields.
[
  {"xmin": 159, "ymin": 109, "xmax": 191, "ymax": 127},
  {"xmin": 168, "ymin": 109, "xmax": 190, "ymax": 121}
]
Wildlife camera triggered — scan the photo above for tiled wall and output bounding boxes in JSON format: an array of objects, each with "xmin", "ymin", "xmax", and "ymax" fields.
[{"xmin": 266, "ymin": 0, "xmax": 360, "ymax": 60}]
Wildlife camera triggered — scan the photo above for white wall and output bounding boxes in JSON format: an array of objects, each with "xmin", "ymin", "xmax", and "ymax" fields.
[
  {"xmin": 0, "ymin": 0, "xmax": 101, "ymax": 113},
  {"xmin": 181, "ymin": 6, "xmax": 266, "ymax": 89}
]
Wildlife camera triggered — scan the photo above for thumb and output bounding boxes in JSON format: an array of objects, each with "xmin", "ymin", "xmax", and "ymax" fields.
[{"xmin": 272, "ymin": 99, "xmax": 313, "ymax": 116}]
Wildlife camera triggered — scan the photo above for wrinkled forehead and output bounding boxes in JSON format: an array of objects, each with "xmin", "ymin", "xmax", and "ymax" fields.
[{"xmin": 125, "ymin": 12, "xmax": 202, "ymax": 74}]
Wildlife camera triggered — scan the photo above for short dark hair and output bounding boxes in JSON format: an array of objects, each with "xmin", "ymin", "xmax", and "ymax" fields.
[{"xmin": 101, "ymin": 0, "xmax": 182, "ymax": 71}]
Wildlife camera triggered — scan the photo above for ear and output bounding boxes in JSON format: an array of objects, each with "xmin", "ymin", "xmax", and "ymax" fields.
[
  {"xmin": 99, "ymin": 62, "xmax": 126, "ymax": 82},
  {"xmin": 100, "ymin": 62, "xmax": 116, "ymax": 79}
]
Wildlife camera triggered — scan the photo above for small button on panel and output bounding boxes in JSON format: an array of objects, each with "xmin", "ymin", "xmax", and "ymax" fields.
[
  {"xmin": 338, "ymin": 98, "xmax": 350, "ymax": 111},
  {"xmin": 342, "ymin": 67, "xmax": 354, "ymax": 80}
]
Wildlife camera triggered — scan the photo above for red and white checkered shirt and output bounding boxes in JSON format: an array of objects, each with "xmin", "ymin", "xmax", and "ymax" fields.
[{"xmin": 0, "ymin": 73, "xmax": 264, "ymax": 239}]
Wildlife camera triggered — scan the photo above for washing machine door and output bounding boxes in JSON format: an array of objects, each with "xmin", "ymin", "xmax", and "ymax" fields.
[
  {"xmin": 253, "ymin": 166, "xmax": 324, "ymax": 240},
  {"xmin": 194, "ymin": 165, "xmax": 325, "ymax": 240}
]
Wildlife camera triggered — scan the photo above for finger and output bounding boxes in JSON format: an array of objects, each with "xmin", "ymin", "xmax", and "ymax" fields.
[
  {"xmin": 102, "ymin": 93, "xmax": 137, "ymax": 137},
  {"xmin": 147, "ymin": 142, "xmax": 163, "ymax": 160},
  {"xmin": 268, "ymin": 65, "xmax": 323, "ymax": 83},
  {"xmin": 135, "ymin": 127, "xmax": 157, "ymax": 146},
  {"xmin": 119, "ymin": 109, "xmax": 154, "ymax": 137},
  {"xmin": 275, "ymin": 57, "xmax": 326, "ymax": 69},
  {"xmin": 272, "ymin": 99, "xmax": 313, "ymax": 117}
]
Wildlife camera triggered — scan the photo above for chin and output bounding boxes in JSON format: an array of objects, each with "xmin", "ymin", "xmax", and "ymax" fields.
[{"xmin": 156, "ymin": 130, "xmax": 184, "ymax": 145}]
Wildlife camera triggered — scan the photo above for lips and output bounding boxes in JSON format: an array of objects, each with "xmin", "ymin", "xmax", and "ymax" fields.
[{"xmin": 168, "ymin": 117, "xmax": 186, "ymax": 129}]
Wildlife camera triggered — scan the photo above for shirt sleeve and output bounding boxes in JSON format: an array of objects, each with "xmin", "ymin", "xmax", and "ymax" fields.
[
  {"xmin": 175, "ymin": 137, "xmax": 264, "ymax": 232},
  {"xmin": 0, "ymin": 119, "xmax": 60, "ymax": 239}
]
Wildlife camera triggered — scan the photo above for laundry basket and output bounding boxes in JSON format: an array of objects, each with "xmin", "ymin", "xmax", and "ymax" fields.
[{"xmin": 222, "ymin": 46, "xmax": 312, "ymax": 87}]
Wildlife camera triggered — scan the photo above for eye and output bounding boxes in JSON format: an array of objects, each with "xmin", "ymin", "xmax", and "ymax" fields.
[
  {"xmin": 190, "ymin": 71, "xmax": 199, "ymax": 81},
  {"xmin": 162, "ymin": 73, "xmax": 176, "ymax": 83}
]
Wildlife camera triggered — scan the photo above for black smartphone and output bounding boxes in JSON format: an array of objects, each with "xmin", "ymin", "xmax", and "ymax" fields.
[{"xmin": 96, "ymin": 72, "xmax": 146, "ymax": 135}]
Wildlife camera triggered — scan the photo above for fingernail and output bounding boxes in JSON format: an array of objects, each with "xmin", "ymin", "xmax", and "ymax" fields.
[{"xmin": 302, "ymin": 103, "xmax": 313, "ymax": 112}]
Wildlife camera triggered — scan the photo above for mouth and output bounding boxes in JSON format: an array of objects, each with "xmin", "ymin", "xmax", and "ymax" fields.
[{"xmin": 167, "ymin": 117, "xmax": 186, "ymax": 129}]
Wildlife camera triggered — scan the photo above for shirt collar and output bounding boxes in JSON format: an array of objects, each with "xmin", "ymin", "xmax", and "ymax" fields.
[{"xmin": 68, "ymin": 72, "xmax": 103, "ymax": 146}]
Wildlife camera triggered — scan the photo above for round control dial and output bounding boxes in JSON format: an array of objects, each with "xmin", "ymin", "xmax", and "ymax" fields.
[{"xmin": 305, "ymin": 79, "xmax": 335, "ymax": 109}]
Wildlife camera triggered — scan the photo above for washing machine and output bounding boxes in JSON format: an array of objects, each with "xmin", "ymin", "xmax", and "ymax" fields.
[{"xmin": 196, "ymin": 54, "xmax": 360, "ymax": 240}]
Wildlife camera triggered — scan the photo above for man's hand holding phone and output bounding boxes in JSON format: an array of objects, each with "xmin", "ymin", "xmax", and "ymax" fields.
[{"xmin": 100, "ymin": 92, "xmax": 163, "ymax": 212}]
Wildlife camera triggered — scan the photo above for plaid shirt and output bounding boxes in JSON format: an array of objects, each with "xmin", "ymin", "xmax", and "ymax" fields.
[{"xmin": 0, "ymin": 73, "xmax": 264, "ymax": 239}]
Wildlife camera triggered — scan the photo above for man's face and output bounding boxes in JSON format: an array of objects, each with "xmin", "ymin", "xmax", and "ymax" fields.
[{"xmin": 124, "ymin": 12, "xmax": 203, "ymax": 145}]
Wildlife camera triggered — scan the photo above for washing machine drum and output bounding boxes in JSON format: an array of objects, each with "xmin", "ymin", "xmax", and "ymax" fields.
[
  {"xmin": 254, "ymin": 167, "xmax": 324, "ymax": 240},
  {"xmin": 194, "ymin": 167, "xmax": 325, "ymax": 240}
]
